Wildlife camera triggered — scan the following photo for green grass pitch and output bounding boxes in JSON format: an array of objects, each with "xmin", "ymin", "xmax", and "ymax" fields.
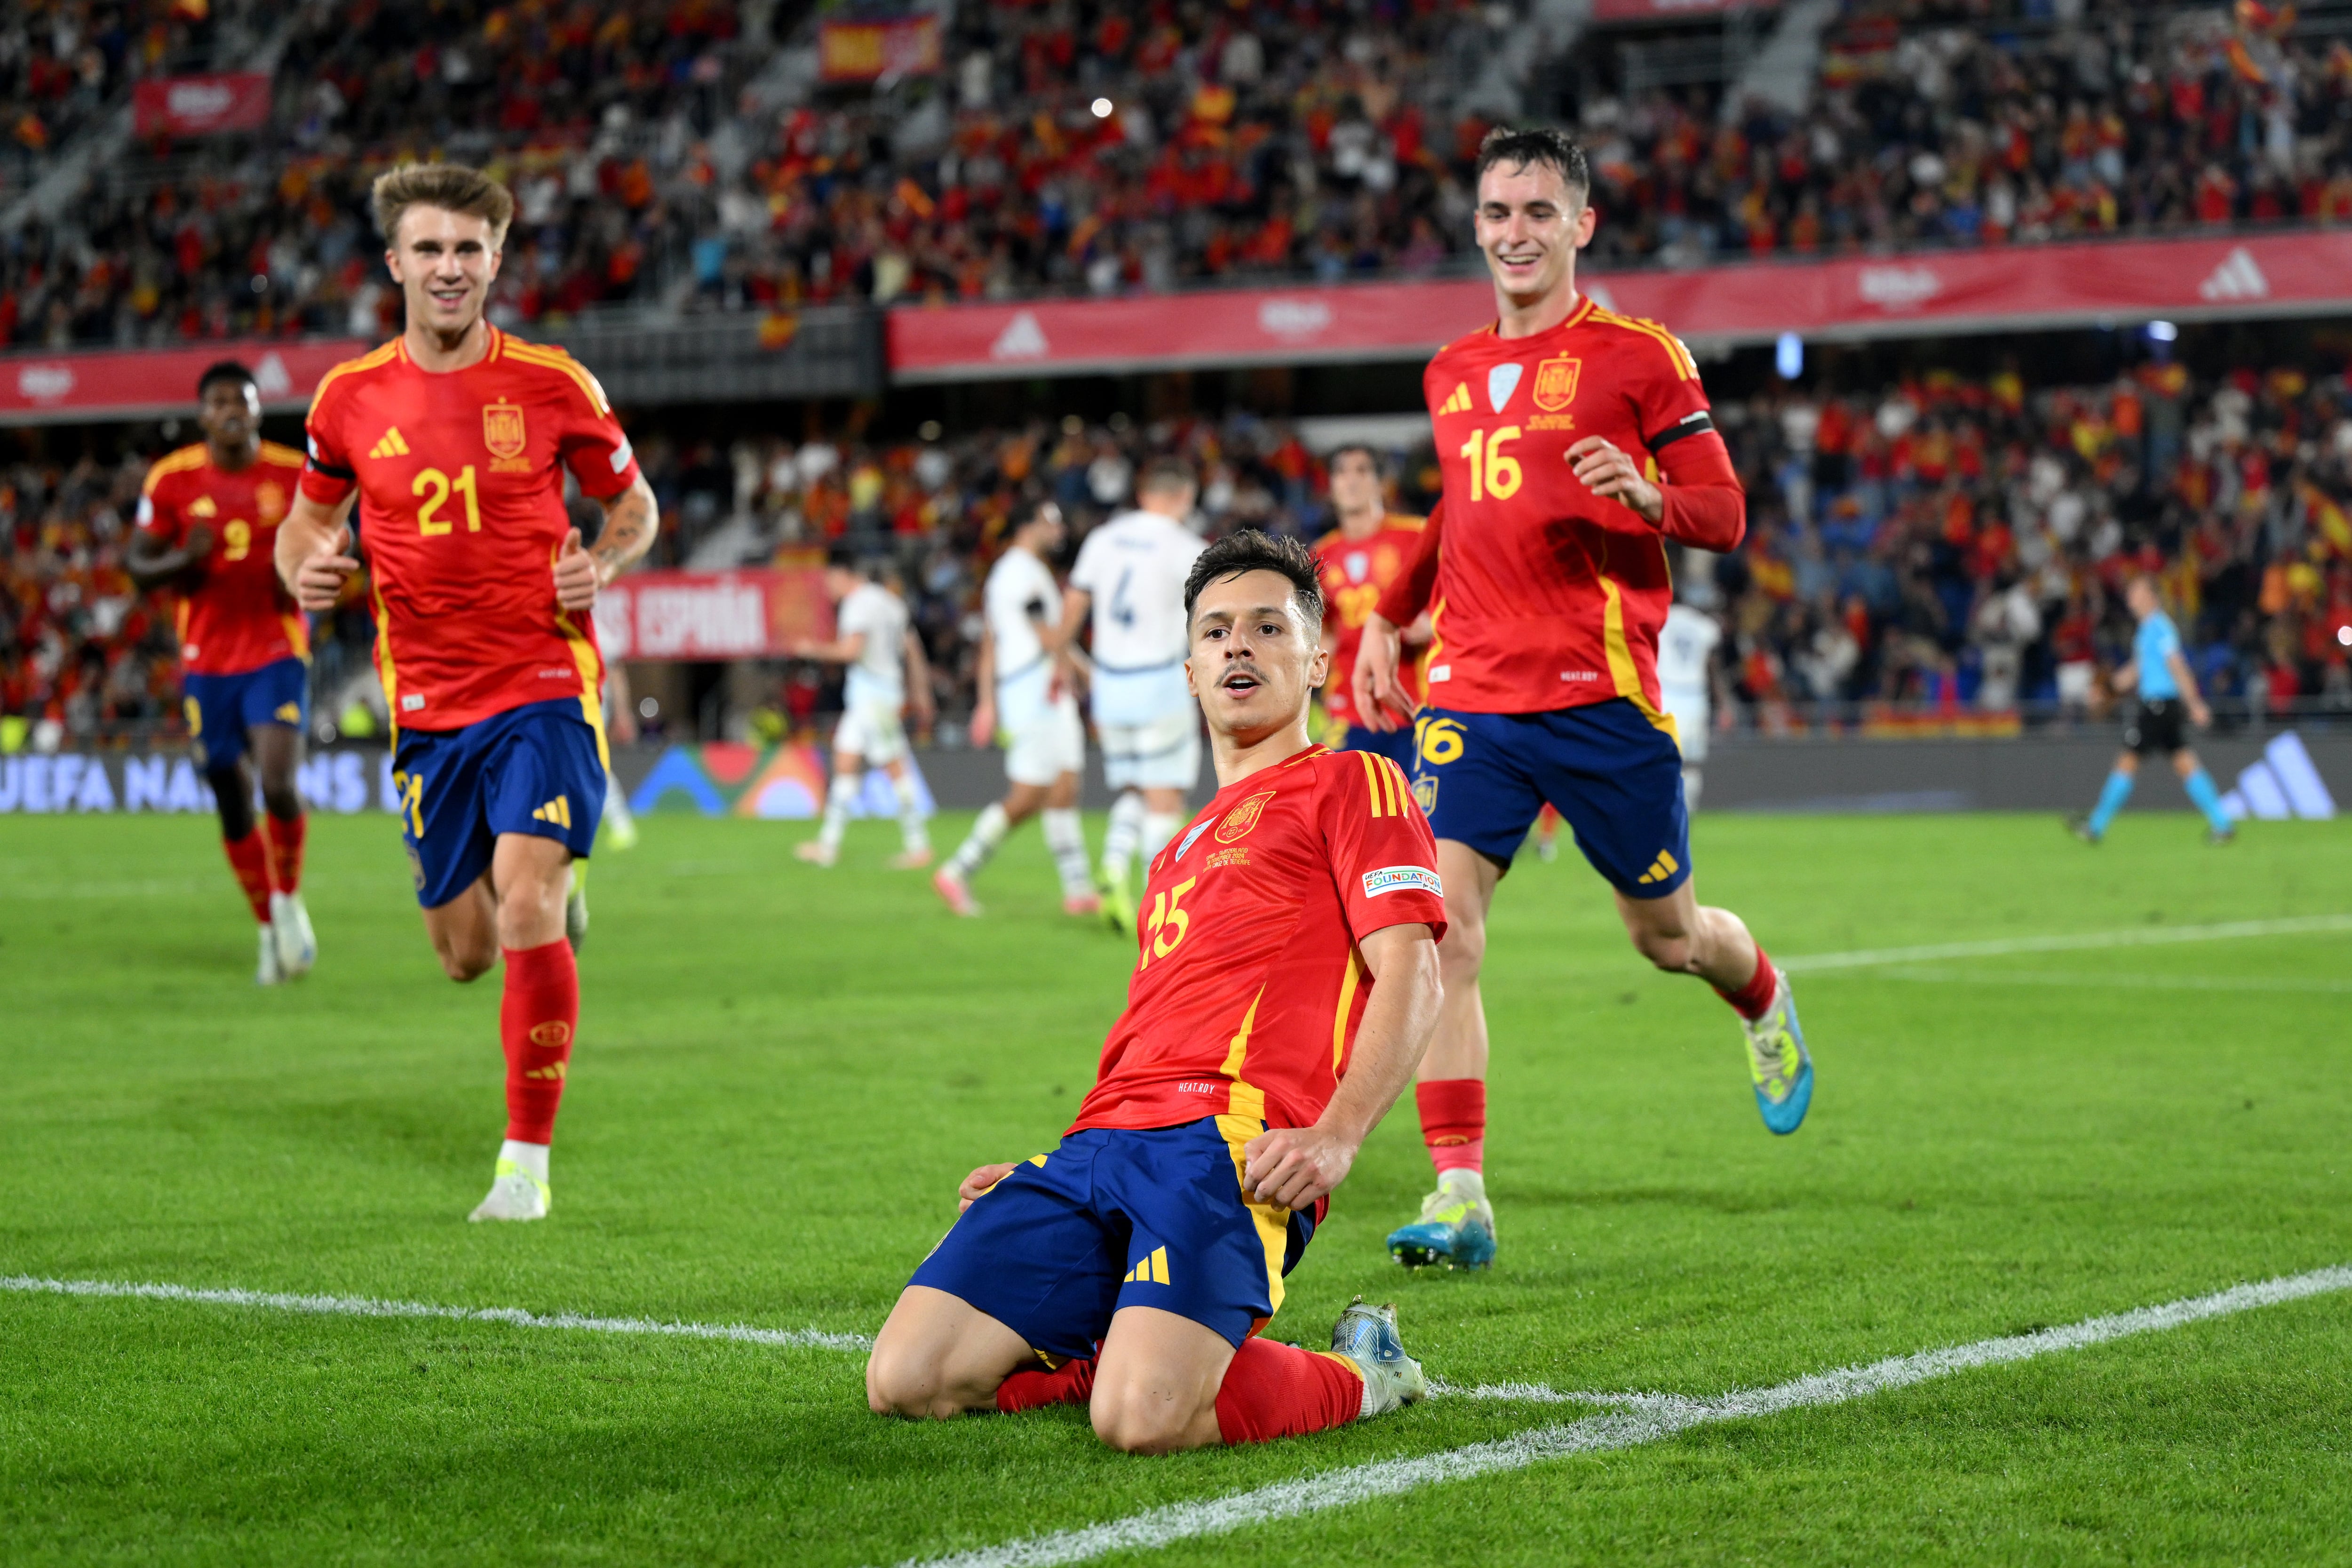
[{"xmin": 4, "ymin": 806, "xmax": 2350, "ymax": 1565}]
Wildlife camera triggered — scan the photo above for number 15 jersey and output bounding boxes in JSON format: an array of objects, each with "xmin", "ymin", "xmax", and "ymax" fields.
[
  {"xmin": 297, "ymin": 327, "xmax": 642, "ymax": 734},
  {"xmin": 1071, "ymin": 745, "xmax": 1448, "ymax": 1137}
]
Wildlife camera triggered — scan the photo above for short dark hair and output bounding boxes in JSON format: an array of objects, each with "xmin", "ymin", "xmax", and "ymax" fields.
[
  {"xmin": 197, "ymin": 360, "xmax": 255, "ymax": 398},
  {"xmin": 1138, "ymin": 456, "xmax": 1196, "ymax": 498},
  {"xmin": 1474, "ymin": 125, "xmax": 1590, "ymax": 204},
  {"xmin": 1327, "ymin": 442, "xmax": 1383, "ymax": 476},
  {"xmin": 1184, "ymin": 528, "xmax": 1323, "ymax": 631}
]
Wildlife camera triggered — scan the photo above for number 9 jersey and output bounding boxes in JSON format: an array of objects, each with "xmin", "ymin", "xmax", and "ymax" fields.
[{"xmin": 296, "ymin": 327, "xmax": 643, "ymax": 735}]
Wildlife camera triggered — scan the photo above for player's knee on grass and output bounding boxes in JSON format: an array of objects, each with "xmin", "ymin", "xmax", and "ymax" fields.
[
  {"xmin": 1088, "ymin": 1375, "xmax": 1213, "ymax": 1456},
  {"xmin": 865, "ymin": 1337, "xmax": 990, "ymax": 1421}
]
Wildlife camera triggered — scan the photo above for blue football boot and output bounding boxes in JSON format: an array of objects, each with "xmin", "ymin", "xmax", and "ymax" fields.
[
  {"xmin": 1385, "ymin": 1170, "xmax": 1497, "ymax": 1271},
  {"xmin": 1744, "ymin": 971, "xmax": 1813, "ymax": 1135},
  {"xmin": 1329, "ymin": 1298, "xmax": 1425, "ymax": 1417}
]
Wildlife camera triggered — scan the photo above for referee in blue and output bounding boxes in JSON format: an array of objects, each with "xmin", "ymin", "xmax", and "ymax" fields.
[{"xmin": 2072, "ymin": 573, "xmax": 2236, "ymax": 844}]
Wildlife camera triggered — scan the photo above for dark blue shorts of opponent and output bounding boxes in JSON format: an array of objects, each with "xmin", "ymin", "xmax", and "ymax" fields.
[
  {"xmin": 390, "ymin": 697, "xmax": 606, "ymax": 909},
  {"xmin": 1338, "ymin": 722, "xmax": 1418, "ymax": 772},
  {"xmin": 908, "ymin": 1116, "xmax": 1318, "ymax": 1360},
  {"xmin": 1411, "ymin": 698, "xmax": 1691, "ymax": 897},
  {"xmin": 182, "ymin": 657, "xmax": 308, "ymax": 771}
]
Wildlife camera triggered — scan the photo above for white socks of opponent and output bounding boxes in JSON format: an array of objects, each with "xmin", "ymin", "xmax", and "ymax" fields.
[
  {"xmin": 815, "ymin": 771, "xmax": 929, "ymax": 858},
  {"xmin": 1041, "ymin": 808, "xmax": 1092, "ymax": 899},
  {"xmin": 1099, "ymin": 794, "xmax": 1185, "ymax": 886}
]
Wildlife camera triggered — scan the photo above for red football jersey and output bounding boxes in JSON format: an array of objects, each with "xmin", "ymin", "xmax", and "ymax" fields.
[
  {"xmin": 136, "ymin": 442, "xmax": 311, "ymax": 676},
  {"xmin": 1071, "ymin": 745, "xmax": 1447, "ymax": 1136},
  {"xmin": 1314, "ymin": 513, "xmax": 1426, "ymax": 728},
  {"xmin": 297, "ymin": 327, "xmax": 641, "ymax": 735},
  {"xmin": 1378, "ymin": 295, "xmax": 1745, "ymax": 721}
]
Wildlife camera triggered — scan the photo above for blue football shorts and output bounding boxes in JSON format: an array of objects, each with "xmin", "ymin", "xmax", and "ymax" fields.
[
  {"xmin": 1410, "ymin": 698, "xmax": 1692, "ymax": 897},
  {"xmin": 1337, "ymin": 722, "xmax": 1418, "ymax": 772},
  {"xmin": 389, "ymin": 697, "xmax": 606, "ymax": 909},
  {"xmin": 181, "ymin": 656, "xmax": 308, "ymax": 771},
  {"xmin": 908, "ymin": 1116, "xmax": 1319, "ymax": 1359}
]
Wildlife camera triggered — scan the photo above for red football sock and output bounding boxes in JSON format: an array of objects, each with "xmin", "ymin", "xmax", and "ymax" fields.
[
  {"xmin": 263, "ymin": 810, "xmax": 306, "ymax": 895},
  {"xmin": 1416, "ymin": 1078, "xmax": 1486, "ymax": 1176},
  {"xmin": 222, "ymin": 829, "xmax": 274, "ymax": 924},
  {"xmin": 1213, "ymin": 1337, "xmax": 1363, "ymax": 1444},
  {"xmin": 501, "ymin": 939, "xmax": 579, "ymax": 1144},
  {"xmin": 1718, "ymin": 943, "xmax": 1778, "ymax": 1021},
  {"xmin": 996, "ymin": 1357, "xmax": 1096, "ymax": 1413}
]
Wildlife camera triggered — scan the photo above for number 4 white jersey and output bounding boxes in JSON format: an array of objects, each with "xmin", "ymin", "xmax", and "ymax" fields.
[{"xmin": 1068, "ymin": 509, "xmax": 1204, "ymax": 724}]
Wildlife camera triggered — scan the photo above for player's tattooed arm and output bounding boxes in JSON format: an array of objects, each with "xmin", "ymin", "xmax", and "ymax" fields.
[
  {"xmin": 278, "ymin": 492, "xmax": 362, "ymax": 612},
  {"xmin": 1243, "ymin": 921, "xmax": 1442, "ymax": 1211},
  {"xmin": 558, "ymin": 472, "xmax": 660, "ymax": 609}
]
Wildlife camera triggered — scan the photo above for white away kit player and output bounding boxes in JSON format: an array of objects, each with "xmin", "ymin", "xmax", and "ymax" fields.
[
  {"xmin": 933, "ymin": 500, "xmax": 1099, "ymax": 918},
  {"xmin": 795, "ymin": 554, "xmax": 936, "ymax": 868},
  {"xmin": 1059, "ymin": 455, "xmax": 1206, "ymax": 931},
  {"xmin": 1656, "ymin": 592, "xmax": 1727, "ymax": 810}
]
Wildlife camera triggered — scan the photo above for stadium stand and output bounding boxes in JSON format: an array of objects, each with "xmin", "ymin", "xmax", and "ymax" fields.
[{"xmin": 11, "ymin": 358, "xmax": 2351, "ymax": 747}]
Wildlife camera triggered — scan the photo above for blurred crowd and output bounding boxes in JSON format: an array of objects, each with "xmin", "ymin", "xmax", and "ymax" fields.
[
  {"xmin": 1579, "ymin": 0, "xmax": 2352, "ymax": 268},
  {"xmin": 18, "ymin": 0, "xmax": 2352, "ymax": 350},
  {"xmin": 15, "ymin": 354, "xmax": 2352, "ymax": 748},
  {"xmin": 1706, "ymin": 353, "xmax": 2352, "ymax": 723}
]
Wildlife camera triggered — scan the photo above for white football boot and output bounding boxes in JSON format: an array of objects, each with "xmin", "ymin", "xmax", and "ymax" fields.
[
  {"xmin": 270, "ymin": 891, "xmax": 316, "ymax": 978},
  {"xmin": 254, "ymin": 924, "xmax": 285, "ymax": 987},
  {"xmin": 468, "ymin": 1158, "xmax": 551, "ymax": 1222}
]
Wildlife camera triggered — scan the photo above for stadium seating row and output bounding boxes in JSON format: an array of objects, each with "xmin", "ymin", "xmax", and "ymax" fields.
[
  {"xmin": 8, "ymin": 359, "xmax": 2348, "ymax": 747},
  {"xmin": 8, "ymin": 0, "xmax": 2352, "ymax": 345}
]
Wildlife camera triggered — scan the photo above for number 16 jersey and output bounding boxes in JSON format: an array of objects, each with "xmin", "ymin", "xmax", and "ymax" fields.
[{"xmin": 297, "ymin": 327, "xmax": 642, "ymax": 734}]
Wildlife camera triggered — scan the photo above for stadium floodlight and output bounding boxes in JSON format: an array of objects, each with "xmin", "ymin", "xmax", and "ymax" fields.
[
  {"xmin": 2147, "ymin": 320, "xmax": 2178, "ymax": 342},
  {"xmin": 1775, "ymin": 333, "xmax": 1803, "ymax": 380},
  {"xmin": 1091, "ymin": 97, "xmax": 1113, "ymax": 118}
]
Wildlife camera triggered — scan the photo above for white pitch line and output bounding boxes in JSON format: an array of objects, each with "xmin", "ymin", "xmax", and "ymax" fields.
[
  {"xmin": 900, "ymin": 1263, "xmax": 2352, "ymax": 1568},
  {"xmin": 1849, "ymin": 967, "xmax": 2352, "ymax": 995},
  {"xmin": 0, "ymin": 1274, "xmax": 872, "ymax": 1352},
  {"xmin": 1780, "ymin": 913, "xmax": 2352, "ymax": 973}
]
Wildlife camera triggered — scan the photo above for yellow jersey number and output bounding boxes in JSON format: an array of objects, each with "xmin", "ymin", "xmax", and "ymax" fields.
[
  {"xmin": 1415, "ymin": 715, "xmax": 1465, "ymax": 766},
  {"xmin": 414, "ymin": 466, "xmax": 482, "ymax": 536},
  {"xmin": 222, "ymin": 520, "xmax": 252, "ymax": 561},
  {"xmin": 1139, "ymin": 877, "xmax": 1197, "ymax": 969},
  {"xmin": 1456, "ymin": 426, "xmax": 1523, "ymax": 503},
  {"xmin": 391, "ymin": 769, "xmax": 424, "ymax": 836}
]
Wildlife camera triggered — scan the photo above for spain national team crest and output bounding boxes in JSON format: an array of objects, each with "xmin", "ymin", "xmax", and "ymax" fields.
[
  {"xmin": 1215, "ymin": 790, "xmax": 1275, "ymax": 844},
  {"xmin": 1533, "ymin": 355, "xmax": 1581, "ymax": 412},
  {"xmin": 254, "ymin": 481, "xmax": 287, "ymax": 522},
  {"xmin": 483, "ymin": 399, "xmax": 528, "ymax": 462}
]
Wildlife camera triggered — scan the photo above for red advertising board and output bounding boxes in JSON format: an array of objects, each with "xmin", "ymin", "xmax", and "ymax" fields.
[
  {"xmin": 132, "ymin": 72, "xmax": 273, "ymax": 136},
  {"xmin": 597, "ymin": 565, "xmax": 834, "ymax": 662},
  {"xmin": 817, "ymin": 16, "xmax": 942, "ymax": 81},
  {"xmin": 0, "ymin": 338, "xmax": 372, "ymax": 425},
  {"xmin": 886, "ymin": 231, "xmax": 2352, "ymax": 381}
]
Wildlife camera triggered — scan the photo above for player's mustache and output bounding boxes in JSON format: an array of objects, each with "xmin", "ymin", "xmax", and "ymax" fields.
[{"xmin": 1217, "ymin": 661, "xmax": 1266, "ymax": 687}]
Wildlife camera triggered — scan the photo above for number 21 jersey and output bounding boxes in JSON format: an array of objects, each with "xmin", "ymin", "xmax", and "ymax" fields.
[{"xmin": 297, "ymin": 327, "xmax": 642, "ymax": 733}]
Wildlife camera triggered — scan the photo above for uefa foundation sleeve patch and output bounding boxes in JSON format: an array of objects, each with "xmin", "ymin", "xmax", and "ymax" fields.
[{"xmin": 1363, "ymin": 866, "xmax": 1442, "ymax": 898}]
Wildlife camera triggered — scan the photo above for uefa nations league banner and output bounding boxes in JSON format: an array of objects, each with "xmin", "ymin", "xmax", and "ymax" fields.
[
  {"xmin": 0, "ymin": 743, "xmax": 930, "ymax": 822},
  {"xmin": 886, "ymin": 231, "xmax": 2352, "ymax": 380},
  {"xmin": 0, "ymin": 750, "xmax": 392, "ymax": 816}
]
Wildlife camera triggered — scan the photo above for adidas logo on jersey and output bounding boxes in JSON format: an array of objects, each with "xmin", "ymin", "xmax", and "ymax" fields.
[
  {"xmin": 1438, "ymin": 382, "xmax": 1472, "ymax": 416},
  {"xmin": 1634, "ymin": 849, "xmax": 1682, "ymax": 885},
  {"xmin": 273, "ymin": 702, "xmax": 301, "ymax": 724},
  {"xmin": 369, "ymin": 427, "xmax": 412, "ymax": 459},
  {"xmin": 1122, "ymin": 1246, "xmax": 1170, "ymax": 1285},
  {"xmin": 531, "ymin": 796, "xmax": 573, "ymax": 828}
]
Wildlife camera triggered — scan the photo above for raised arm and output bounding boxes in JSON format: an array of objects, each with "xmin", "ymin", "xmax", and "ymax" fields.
[{"xmin": 1241, "ymin": 921, "xmax": 1442, "ymax": 1211}]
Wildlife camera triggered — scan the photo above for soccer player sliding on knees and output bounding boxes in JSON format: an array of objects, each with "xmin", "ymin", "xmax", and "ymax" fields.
[
  {"xmin": 275, "ymin": 163, "xmax": 660, "ymax": 1223},
  {"xmin": 868, "ymin": 530, "xmax": 1446, "ymax": 1451},
  {"xmin": 1354, "ymin": 127, "xmax": 1812, "ymax": 1274}
]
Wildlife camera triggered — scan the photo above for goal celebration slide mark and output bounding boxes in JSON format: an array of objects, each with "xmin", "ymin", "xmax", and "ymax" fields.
[{"xmin": 895, "ymin": 1264, "xmax": 2352, "ymax": 1568}]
